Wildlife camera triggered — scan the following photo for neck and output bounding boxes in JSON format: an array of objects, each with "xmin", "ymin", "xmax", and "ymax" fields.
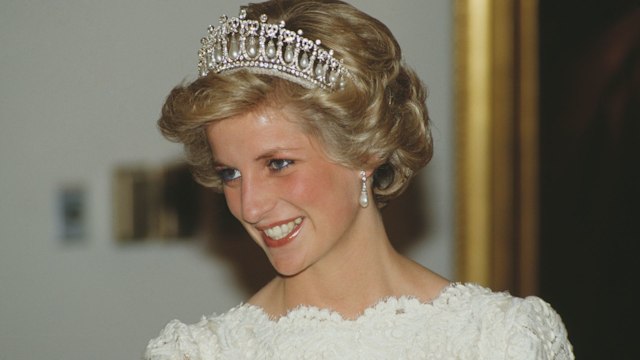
[{"xmin": 266, "ymin": 210, "xmax": 425, "ymax": 318}]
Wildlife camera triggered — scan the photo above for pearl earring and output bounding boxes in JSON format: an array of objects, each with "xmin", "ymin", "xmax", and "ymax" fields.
[{"xmin": 359, "ymin": 170, "xmax": 369, "ymax": 208}]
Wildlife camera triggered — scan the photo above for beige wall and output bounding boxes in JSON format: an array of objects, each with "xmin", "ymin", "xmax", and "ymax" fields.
[{"xmin": 0, "ymin": 1, "xmax": 453, "ymax": 358}]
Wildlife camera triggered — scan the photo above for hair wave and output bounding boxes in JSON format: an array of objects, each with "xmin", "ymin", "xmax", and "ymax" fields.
[{"xmin": 159, "ymin": 0, "xmax": 432, "ymax": 207}]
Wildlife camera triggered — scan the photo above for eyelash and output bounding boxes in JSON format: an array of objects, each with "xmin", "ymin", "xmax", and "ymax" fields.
[
  {"xmin": 268, "ymin": 159, "xmax": 294, "ymax": 172},
  {"xmin": 216, "ymin": 159, "xmax": 294, "ymax": 184}
]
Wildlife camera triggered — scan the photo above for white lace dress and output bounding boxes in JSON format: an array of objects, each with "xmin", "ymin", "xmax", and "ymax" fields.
[{"xmin": 144, "ymin": 283, "xmax": 574, "ymax": 359}]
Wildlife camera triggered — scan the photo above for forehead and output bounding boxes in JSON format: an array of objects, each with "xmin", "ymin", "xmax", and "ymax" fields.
[
  {"xmin": 208, "ymin": 107, "xmax": 301, "ymax": 140},
  {"xmin": 205, "ymin": 107, "xmax": 320, "ymax": 160}
]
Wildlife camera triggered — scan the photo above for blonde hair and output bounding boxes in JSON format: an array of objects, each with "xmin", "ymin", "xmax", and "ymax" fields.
[{"xmin": 159, "ymin": 0, "xmax": 432, "ymax": 207}]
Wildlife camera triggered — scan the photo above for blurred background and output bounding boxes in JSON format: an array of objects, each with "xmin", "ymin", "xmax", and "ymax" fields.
[
  {"xmin": 0, "ymin": 1, "xmax": 454, "ymax": 359},
  {"xmin": 1, "ymin": 0, "xmax": 637, "ymax": 359},
  {"xmin": 538, "ymin": 1, "xmax": 638, "ymax": 359}
]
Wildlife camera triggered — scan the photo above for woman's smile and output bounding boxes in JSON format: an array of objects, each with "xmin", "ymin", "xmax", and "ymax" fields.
[{"xmin": 259, "ymin": 217, "xmax": 304, "ymax": 248}]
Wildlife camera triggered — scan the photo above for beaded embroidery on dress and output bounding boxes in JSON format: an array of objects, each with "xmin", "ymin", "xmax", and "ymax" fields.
[{"xmin": 145, "ymin": 283, "xmax": 574, "ymax": 360}]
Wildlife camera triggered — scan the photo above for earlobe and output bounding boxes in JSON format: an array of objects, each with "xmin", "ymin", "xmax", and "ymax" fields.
[{"xmin": 359, "ymin": 155, "xmax": 384, "ymax": 176}]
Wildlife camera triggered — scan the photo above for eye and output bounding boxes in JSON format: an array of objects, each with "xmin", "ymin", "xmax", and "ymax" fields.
[
  {"xmin": 268, "ymin": 159, "xmax": 294, "ymax": 172},
  {"xmin": 216, "ymin": 167, "xmax": 241, "ymax": 183}
]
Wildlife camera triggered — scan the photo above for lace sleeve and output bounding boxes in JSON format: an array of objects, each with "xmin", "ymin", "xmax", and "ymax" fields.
[
  {"xmin": 144, "ymin": 318, "xmax": 219, "ymax": 360},
  {"xmin": 504, "ymin": 296, "xmax": 574, "ymax": 360}
]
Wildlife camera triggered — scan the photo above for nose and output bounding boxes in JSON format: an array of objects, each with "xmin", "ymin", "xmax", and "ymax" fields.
[{"xmin": 240, "ymin": 172, "xmax": 275, "ymax": 224}]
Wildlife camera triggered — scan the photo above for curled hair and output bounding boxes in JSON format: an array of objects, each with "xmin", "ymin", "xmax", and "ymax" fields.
[{"xmin": 159, "ymin": 0, "xmax": 432, "ymax": 207}]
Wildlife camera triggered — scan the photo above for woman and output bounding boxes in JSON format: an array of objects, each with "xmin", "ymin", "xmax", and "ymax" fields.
[{"xmin": 146, "ymin": 0, "xmax": 573, "ymax": 358}]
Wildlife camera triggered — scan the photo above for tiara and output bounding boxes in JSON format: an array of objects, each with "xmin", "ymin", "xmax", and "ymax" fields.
[{"xmin": 198, "ymin": 8, "xmax": 350, "ymax": 90}]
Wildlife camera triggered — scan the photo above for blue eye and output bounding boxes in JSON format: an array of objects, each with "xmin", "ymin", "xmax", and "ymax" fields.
[
  {"xmin": 268, "ymin": 159, "xmax": 294, "ymax": 172},
  {"xmin": 217, "ymin": 167, "xmax": 241, "ymax": 183}
]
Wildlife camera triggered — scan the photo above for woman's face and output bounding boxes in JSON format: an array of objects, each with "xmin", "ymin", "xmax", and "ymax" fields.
[{"xmin": 206, "ymin": 107, "xmax": 367, "ymax": 276}]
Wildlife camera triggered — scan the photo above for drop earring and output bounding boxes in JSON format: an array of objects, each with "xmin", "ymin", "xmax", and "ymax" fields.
[{"xmin": 359, "ymin": 170, "xmax": 369, "ymax": 208}]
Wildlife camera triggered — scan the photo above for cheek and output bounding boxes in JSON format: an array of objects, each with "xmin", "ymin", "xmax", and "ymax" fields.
[
  {"xmin": 287, "ymin": 166, "xmax": 358, "ymax": 217},
  {"xmin": 223, "ymin": 188, "xmax": 242, "ymax": 220}
]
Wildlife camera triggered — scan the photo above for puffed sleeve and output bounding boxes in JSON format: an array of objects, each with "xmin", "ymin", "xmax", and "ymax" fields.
[
  {"xmin": 504, "ymin": 296, "xmax": 574, "ymax": 360},
  {"xmin": 144, "ymin": 317, "xmax": 219, "ymax": 360}
]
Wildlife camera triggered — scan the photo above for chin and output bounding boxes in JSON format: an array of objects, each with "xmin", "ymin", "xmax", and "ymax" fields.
[{"xmin": 268, "ymin": 256, "xmax": 309, "ymax": 278}]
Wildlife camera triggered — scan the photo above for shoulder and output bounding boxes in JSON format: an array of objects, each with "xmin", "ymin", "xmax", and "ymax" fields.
[
  {"xmin": 436, "ymin": 283, "xmax": 574, "ymax": 359},
  {"xmin": 144, "ymin": 316, "xmax": 220, "ymax": 360},
  {"xmin": 143, "ymin": 304, "xmax": 267, "ymax": 360}
]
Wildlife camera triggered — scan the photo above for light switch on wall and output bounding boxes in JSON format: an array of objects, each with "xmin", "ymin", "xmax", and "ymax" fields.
[{"xmin": 58, "ymin": 185, "xmax": 86, "ymax": 243}]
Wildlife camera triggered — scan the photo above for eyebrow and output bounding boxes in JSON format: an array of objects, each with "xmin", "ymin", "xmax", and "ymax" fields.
[
  {"xmin": 212, "ymin": 147, "xmax": 303, "ymax": 168},
  {"xmin": 254, "ymin": 147, "xmax": 302, "ymax": 162}
]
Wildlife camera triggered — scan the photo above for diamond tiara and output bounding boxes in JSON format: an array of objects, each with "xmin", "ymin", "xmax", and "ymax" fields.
[{"xmin": 198, "ymin": 8, "xmax": 350, "ymax": 90}]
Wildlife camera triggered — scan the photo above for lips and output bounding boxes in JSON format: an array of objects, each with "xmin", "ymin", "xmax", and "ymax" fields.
[{"xmin": 259, "ymin": 217, "xmax": 303, "ymax": 248}]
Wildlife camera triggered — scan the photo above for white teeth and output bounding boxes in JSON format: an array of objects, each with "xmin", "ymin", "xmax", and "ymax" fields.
[
  {"xmin": 264, "ymin": 217, "xmax": 302, "ymax": 240},
  {"xmin": 272, "ymin": 226, "xmax": 283, "ymax": 238}
]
